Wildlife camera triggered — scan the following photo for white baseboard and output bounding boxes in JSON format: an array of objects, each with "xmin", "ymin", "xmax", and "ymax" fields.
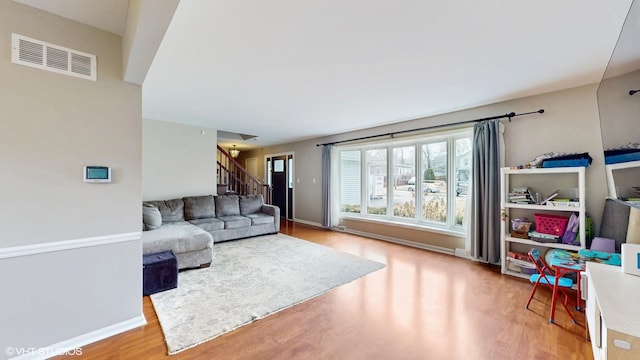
[
  {"xmin": 0, "ymin": 232, "xmax": 142, "ymax": 259},
  {"xmin": 343, "ymin": 228, "xmax": 455, "ymax": 256},
  {"xmin": 10, "ymin": 316, "xmax": 147, "ymax": 360},
  {"xmin": 291, "ymin": 218, "xmax": 324, "ymax": 228},
  {"xmin": 454, "ymin": 248, "xmax": 472, "ymax": 259}
]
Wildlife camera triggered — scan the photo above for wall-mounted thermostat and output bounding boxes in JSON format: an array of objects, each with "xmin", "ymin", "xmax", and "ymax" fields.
[{"xmin": 83, "ymin": 166, "xmax": 111, "ymax": 183}]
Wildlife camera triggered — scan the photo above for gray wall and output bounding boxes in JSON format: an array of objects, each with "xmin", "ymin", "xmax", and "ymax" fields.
[
  {"xmin": 0, "ymin": 1, "xmax": 142, "ymax": 246},
  {"xmin": 596, "ymin": 69, "xmax": 640, "ymax": 198},
  {"xmin": 247, "ymin": 84, "xmax": 608, "ymax": 249},
  {"xmin": 0, "ymin": 1, "xmax": 144, "ymax": 357},
  {"xmin": 142, "ymin": 118, "xmax": 218, "ymax": 200},
  {"xmin": 501, "ymin": 84, "xmax": 607, "ymax": 232},
  {"xmin": 597, "ymin": 69, "xmax": 640, "ymax": 150}
]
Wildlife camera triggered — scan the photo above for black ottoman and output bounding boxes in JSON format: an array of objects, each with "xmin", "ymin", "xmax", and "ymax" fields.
[{"xmin": 143, "ymin": 250, "xmax": 178, "ymax": 296}]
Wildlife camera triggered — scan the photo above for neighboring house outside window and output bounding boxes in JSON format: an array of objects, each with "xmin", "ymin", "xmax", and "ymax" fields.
[{"xmin": 338, "ymin": 128, "xmax": 472, "ymax": 234}]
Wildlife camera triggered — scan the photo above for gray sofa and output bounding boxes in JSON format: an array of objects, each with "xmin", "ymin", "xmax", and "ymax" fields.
[{"xmin": 142, "ymin": 194, "xmax": 280, "ymax": 269}]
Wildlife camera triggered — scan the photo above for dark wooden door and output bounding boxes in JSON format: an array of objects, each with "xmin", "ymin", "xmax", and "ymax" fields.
[{"xmin": 270, "ymin": 155, "xmax": 287, "ymax": 218}]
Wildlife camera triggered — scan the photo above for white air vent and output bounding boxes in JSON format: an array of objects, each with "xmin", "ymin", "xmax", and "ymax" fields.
[{"xmin": 11, "ymin": 33, "xmax": 97, "ymax": 81}]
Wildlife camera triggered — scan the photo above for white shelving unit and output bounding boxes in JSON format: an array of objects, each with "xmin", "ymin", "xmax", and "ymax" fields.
[
  {"xmin": 500, "ymin": 166, "xmax": 586, "ymax": 279},
  {"xmin": 605, "ymin": 159, "xmax": 640, "ymax": 199}
]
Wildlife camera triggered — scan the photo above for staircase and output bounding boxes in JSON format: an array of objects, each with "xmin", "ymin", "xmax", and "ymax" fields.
[{"xmin": 216, "ymin": 145, "xmax": 272, "ymax": 204}]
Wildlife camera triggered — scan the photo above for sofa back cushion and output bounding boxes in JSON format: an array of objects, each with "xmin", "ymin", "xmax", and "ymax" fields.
[
  {"xmin": 145, "ymin": 199, "xmax": 185, "ymax": 222},
  {"xmin": 183, "ymin": 195, "xmax": 215, "ymax": 220},
  {"xmin": 240, "ymin": 194, "xmax": 264, "ymax": 215},
  {"xmin": 215, "ymin": 195, "xmax": 240, "ymax": 217}
]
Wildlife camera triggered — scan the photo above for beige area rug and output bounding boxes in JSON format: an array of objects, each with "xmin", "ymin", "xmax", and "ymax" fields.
[{"xmin": 150, "ymin": 233, "xmax": 386, "ymax": 355}]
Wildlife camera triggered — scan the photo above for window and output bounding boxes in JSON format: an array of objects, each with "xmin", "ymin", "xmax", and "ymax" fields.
[
  {"xmin": 366, "ymin": 149, "xmax": 386, "ymax": 215},
  {"xmin": 392, "ymin": 146, "xmax": 415, "ymax": 218},
  {"xmin": 421, "ymin": 141, "xmax": 447, "ymax": 224},
  {"xmin": 340, "ymin": 150, "xmax": 361, "ymax": 213},
  {"xmin": 338, "ymin": 129, "xmax": 472, "ymax": 233}
]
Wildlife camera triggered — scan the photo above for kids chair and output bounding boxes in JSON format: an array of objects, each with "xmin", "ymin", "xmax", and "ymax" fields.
[{"xmin": 525, "ymin": 248, "xmax": 577, "ymax": 323}]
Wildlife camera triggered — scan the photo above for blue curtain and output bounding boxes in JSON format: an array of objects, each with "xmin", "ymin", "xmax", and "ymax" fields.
[
  {"xmin": 322, "ymin": 145, "xmax": 332, "ymax": 228},
  {"xmin": 472, "ymin": 119, "xmax": 501, "ymax": 263}
]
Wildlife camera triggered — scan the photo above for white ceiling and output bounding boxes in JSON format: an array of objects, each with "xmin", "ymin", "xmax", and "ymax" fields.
[
  {"xmin": 13, "ymin": 0, "xmax": 636, "ymax": 149},
  {"xmin": 14, "ymin": 0, "xmax": 129, "ymax": 36}
]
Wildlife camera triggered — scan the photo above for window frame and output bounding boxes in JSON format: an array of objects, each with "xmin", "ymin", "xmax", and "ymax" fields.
[{"xmin": 338, "ymin": 128, "xmax": 472, "ymax": 234}]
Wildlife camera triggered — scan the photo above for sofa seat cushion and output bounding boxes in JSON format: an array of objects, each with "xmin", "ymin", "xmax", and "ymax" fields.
[
  {"xmin": 142, "ymin": 222, "xmax": 213, "ymax": 255},
  {"xmin": 183, "ymin": 195, "xmax": 215, "ymax": 220},
  {"xmin": 245, "ymin": 213, "xmax": 275, "ymax": 225},
  {"xmin": 189, "ymin": 217, "xmax": 224, "ymax": 232},
  {"xmin": 218, "ymin": 215, "xmax": 251, "ymax": 229}
]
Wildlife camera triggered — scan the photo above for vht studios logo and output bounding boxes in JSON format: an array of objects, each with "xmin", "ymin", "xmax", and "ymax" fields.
[{"xmin": 5, "ymin": 346, "xmax": 83, "ymax": 357}]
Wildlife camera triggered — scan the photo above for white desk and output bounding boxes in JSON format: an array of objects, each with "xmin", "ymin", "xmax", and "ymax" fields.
[{"xmin": 586, "ymin": 262, "xmax": 640, "ymax": 359}]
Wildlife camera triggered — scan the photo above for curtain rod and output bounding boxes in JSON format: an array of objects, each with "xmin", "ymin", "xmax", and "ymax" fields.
[{"xmin": 316, "ymin": 109, "xmax": 544, "ymax": 147}]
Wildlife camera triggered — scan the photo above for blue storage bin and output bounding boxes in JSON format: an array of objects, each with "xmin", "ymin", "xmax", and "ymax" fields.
[
  {"xmin": 541, "ymin": 158, "xmax": 590, "ymax": 168},
  {"xmin": 143, "ymin": 250, "xmax": 178, "ymax": 295},
  {"xmin": 604, "ymin": 152, "xmax": 640, "ymax": 165}
]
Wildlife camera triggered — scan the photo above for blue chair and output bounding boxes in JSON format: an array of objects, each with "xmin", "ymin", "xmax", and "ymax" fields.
[{"xmin": 525, "ymin": 248, "xmax": 577, "ymax": 323}]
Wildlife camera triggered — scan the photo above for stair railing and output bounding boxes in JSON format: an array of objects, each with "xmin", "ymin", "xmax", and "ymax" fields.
[{"xmin": 217, "ymin": 145, "xmax": 272, "ymax": 204}]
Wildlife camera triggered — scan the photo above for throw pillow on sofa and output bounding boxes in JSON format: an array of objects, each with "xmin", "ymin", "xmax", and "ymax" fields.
[{"xmin": 143, "ymin": 203, "xmax": 162, "ymax": 231}]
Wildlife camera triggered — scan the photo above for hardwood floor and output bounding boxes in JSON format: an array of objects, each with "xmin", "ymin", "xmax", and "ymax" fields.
[{"xmin": 57, "ymin": 221, "xmax": 592, "ymax": 359}]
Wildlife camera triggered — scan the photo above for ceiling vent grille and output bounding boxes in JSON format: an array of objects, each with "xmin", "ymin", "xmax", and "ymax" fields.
[{"xmin": 11, "ymin": 33, "xmax": 97, "ymax": 81}]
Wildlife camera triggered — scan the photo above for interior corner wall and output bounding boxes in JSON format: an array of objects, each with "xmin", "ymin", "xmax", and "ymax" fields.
[
  {"xmin": 0, "ymin": 1, "xmax": 144, "ymax": 357},
  {"xmin": 252, "ymin": 83, "xmax": 608, "ymax": 247},
  {"xmin": 142, "ymin": 118, "xmax": 218, "ymax": 200},
  {"xmin": 499, "ymin": 84, "xmax": 607, "ymax": 233},
  {"xmin": 244, "ymin": 139, "xmax": 324, "ymax": 224}
]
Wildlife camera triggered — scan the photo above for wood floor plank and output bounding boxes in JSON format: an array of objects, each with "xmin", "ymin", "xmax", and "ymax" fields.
[{"xmin": 56, "ymin": 221, "xmax": 593, "ymax": 359}]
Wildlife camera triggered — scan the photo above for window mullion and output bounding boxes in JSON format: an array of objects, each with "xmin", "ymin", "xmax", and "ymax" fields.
[
  {"xmin": 360, "ymin": 150, "xmax": 366, "ymax": 216},
  {"xmin": 447, "ymin": 138, "xmax": 455, "ymax": 229},
  {"xmin": 416, "ymin": 143, "xmax": 423, "ymax": 222},
  {"xmin": 386, "ymin": 146, "xmax": 393, "ymax": 218}
]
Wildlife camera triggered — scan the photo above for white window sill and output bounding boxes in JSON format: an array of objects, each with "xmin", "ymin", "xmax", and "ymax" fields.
[{"xmin": 339, "ymin": 214, "xmax": 466, "ymax": 238}]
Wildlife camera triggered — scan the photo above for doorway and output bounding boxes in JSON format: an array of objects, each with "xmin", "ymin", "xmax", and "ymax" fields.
[{"xmin": 266, "ymin": 153, "xmax": 294, "ymax": 220}]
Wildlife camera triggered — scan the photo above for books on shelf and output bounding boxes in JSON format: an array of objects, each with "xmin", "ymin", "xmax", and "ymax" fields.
[
  {"xmin": 540, "ymin": 189, "xmax": 559, "ymax": 205},
  {"xmin": 528, "ymin": 230, "xmax": 561, "ymax": 243},
  {"xmin": 508, "ymin": 186, "xmax": 536, "ymax": 204},
  {"xmin": 508, "ymin": 257, "xmax": 536, "ymax": 269},
  {"xmin": 546, "ymin": 198, "xmax": 580, "ymax": 207}
]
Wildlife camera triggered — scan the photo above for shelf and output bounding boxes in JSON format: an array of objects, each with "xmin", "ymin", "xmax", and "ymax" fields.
[
  {"xmin": 605, "ymin": 160, "xmax": 640, "ymax": 198},
  {"xmin": 500, "ymin": 166, "xmax": 586, "ymax": 278},
  {"xmin": 502, "ymin": 203, "xmax": 582, "ymax": 212},
  {"xmin": 604, "ymin": 159, "xmax": 640, "ymax": 171},
  {"xmin": 503, "ymin": 269, "xmax": 530, "ymax": 279},
  {"xmin": 501, "ymin": 166, "xmax": 585, "ymax": 175},
  {"xmin": 504, "ymin": 236, "xmax": 581, "ymax": 251}
]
